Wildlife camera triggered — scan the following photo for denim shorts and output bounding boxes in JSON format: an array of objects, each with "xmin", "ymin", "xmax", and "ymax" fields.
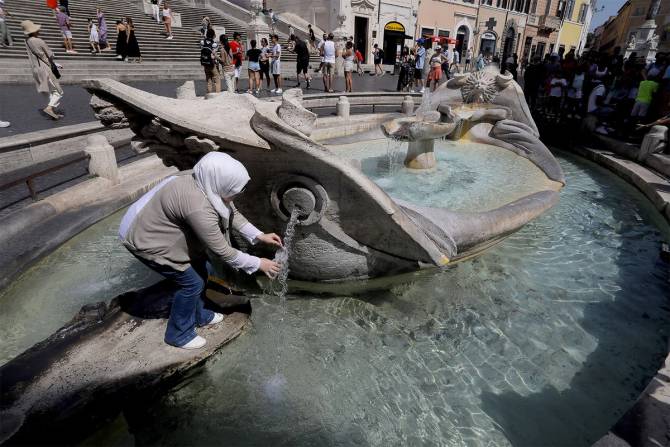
[{"xmin": 248, "ymin": 61, "xmax": 260, "ymax": 72}]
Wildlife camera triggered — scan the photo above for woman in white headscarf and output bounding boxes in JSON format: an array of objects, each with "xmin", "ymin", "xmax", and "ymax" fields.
[{"xmin": 120, "ymin": 152, "xmax": 282, "ymax": 350}]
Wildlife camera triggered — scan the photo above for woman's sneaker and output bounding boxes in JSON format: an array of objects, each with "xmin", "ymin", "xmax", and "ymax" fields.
[
  {"xmin": 180, "ymin": 335, "xmax": 206, "ymax": 350},
  {"xmin": 203, "ymin": 312, "xmax": 224, "ymax": 327},
  {"xmin": 275, "ymin": 88, "xmax": 283, "ymax": 94}
]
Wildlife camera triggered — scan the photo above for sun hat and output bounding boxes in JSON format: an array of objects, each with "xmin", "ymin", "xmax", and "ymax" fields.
[{"xmin": 21, "ymin": 20, "xmax": 41, "ymax": 35}]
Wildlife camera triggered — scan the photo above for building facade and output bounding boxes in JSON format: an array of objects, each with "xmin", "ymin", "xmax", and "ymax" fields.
[
  {"xmin": 415, "ymin": 0, "xmax": 479, "ymax": 58},
  {"xmin": 596, "ymin": 0, "xmax": 670, "ymax": 55},
  {"xmin": 555, "ymin": 0, "xmax": 595, "ymax": 54},
  {"xmin": 267, "ymin": 0, "xmax": 417, "ymax": 64},
  {"xmin": 414, "ymin": 0, "xmax": 588, "ymax": 63}
]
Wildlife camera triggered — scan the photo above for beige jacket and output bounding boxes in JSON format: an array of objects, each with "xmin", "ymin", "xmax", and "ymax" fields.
[
  {"xmin": 122, "ymin": 175, "xmax": 253, "ymax": 271},
  {"xmin": 25, "ymin": 37, "xmax": 62, "ymax": 94}
]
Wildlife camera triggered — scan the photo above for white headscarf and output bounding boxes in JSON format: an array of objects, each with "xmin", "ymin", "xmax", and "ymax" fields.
[{"xmin": 193, "ymin": 152, "xmax": 250, "ymax": 221}]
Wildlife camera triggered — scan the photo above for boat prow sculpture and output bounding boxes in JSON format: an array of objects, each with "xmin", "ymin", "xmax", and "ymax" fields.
[{"xmin": 83, "ymin": 70, "xmax": 564, "ymax": 283}]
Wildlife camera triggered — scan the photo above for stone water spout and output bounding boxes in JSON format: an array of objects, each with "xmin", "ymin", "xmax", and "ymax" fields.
[{"xmin": 83, "ymin": 77, "xmax": 564, "ymax": 283}]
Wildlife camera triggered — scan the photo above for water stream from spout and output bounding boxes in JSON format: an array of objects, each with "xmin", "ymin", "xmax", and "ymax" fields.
[
  {"xmin": 270, "ymin": 207, "xmax": 301, "ymax": 304},
  {"xmin": 262, "ymin": 207, "xmax": 301, "ymax": 401}
]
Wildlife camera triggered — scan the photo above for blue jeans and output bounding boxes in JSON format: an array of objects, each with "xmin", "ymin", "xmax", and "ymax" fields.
[{"xmin": 138, "ymin": 258, "xmax": 215, "ymax": 347}]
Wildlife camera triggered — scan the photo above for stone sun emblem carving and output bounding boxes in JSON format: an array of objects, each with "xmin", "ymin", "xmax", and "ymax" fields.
[{"xmin": 461, "ymin": 71, "xmax": 499, "ymax": 104}]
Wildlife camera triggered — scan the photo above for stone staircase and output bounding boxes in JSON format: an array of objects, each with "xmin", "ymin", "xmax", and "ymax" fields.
[{"xmin": 0, "ymin": 0, "xmax": 317, "ymax": 82}]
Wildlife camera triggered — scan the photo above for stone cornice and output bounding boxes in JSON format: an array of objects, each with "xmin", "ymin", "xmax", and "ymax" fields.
[{"xmin": 351, "ymin": 0, "xmax": 377, "ymax": 12}]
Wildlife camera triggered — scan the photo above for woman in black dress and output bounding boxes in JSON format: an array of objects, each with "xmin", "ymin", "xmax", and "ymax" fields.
[
  {"xmin": 125, "ymin": 17, "xmax": 142, "ymax": 63},
  {"xmin": 115, "ymin": 19, "xmax": 127, "ymax": 61}
]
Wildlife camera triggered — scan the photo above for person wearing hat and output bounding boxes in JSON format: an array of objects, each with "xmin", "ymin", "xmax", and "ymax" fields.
[
  {"xmin": 0, "ymin": 0, "xmax": 14, "ymax": 48},
  {"xmin": 22, "ymin": 20, "xmax": 64, "ymax": 120}
]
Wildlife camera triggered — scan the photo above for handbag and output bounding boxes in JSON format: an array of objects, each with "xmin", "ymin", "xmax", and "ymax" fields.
[{"xmin": 49, "ymin": 59, "xmax": 61, "ymax": 79}]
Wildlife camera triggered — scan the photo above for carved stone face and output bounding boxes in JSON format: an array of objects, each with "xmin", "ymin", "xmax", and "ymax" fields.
[{"xmin": 461, "ymin": 71, "xmax": 499, "ymax": 104}]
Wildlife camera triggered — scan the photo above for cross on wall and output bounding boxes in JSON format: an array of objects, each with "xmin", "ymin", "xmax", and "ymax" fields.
[{"xmin": 485, "ymin": 17, "xmax": 497, "ymax": 31}]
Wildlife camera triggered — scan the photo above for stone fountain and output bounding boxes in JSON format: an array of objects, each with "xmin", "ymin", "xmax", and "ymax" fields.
[{"xmin": 81, "ymin": 66, "xmax": 563, "ymax": 283}]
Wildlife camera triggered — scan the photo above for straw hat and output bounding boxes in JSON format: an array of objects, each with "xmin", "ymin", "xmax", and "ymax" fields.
[{"xmin": 21, "ymin": 20, "xmax": 41, "ymax": 35}]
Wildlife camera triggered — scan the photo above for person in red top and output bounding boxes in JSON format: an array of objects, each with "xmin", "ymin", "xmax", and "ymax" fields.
[
  {"xmin": 355, "ymin": 48, "xmax": 363, "ymax": 76},
  {"xmin": 229, "ymin": 31, "xmax": 244, "ymax": 92}
]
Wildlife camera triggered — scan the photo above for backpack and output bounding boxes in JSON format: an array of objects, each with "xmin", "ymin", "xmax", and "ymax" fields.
[{"xmin": 200, "ymin": 39, "xmax": 215, "ymax": 66}]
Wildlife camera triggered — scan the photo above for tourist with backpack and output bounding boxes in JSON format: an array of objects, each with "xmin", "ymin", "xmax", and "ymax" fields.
[
  {"xmin": 373, "ymin": 44, "xmax": 384, "ymax": 76},
  {"xmin": 200, "ymin": 28, "xmax": 220, "ymax": 94}
]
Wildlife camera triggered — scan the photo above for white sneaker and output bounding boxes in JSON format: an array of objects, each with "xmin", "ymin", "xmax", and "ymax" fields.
[
  {"xmin": 167, "ymin": 35, "xmax": 173, "ymax": 40},
  {"xmin": 275, "ymin": 88, "xmax": 283, "ymax": 94},
  {"xmin": 0, "ymin": 121, "xmax": 10, "ymax": 128},
  {"xmin": 203, "ymin": 312, "xmax": 224, "ymax": 327},
  {"xmin": 419, "ymin": 87, "xmax": 425, "ymax": 93},
  {"xmin": 270, "ymin": 88, "xmax": 276, "ymax": 93},
  {"xmin": 180, "ymin": 335, "xmax": 206, "ymax": 350}
]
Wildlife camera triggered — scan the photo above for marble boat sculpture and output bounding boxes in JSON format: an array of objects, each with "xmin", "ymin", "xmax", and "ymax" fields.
[{"xmin": 83, "ymin": 66, "xmax": 564, "ymax": 283}]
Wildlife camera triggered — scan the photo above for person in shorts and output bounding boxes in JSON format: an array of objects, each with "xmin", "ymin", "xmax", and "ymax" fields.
[
  {"xmin": 290, "ymin": 35, "xmax": 311, "ymax": 89},
  {"xmin": 55, "ymin": 7, "xmax": 75, "ymax": 53},
  {"xmin": 427, "ymin": 46, "xmax": 445, "ymax": 92},
  {"xmin": 372, "ymin": 43, "xmax": 383, "ymax": 76},
  {"xmin": 270, "ymin": 34, "xmax": 282, "ymax": 94},
  {"xmin": 322, "ymin": 33, "xmax": 336, "ymax": 92},
  {"xmin": 246, "ymin": 39, "xmax": 262, "ymax": 94},
  {"xmin": 414, "ymin": 41, "xmax": 426, "ymax": 92},
  {"xmin": 314, "ymin": 33, "xmax": 326, "ymax": 73},
  {"xmin": 343, "ymin": 40, "xmax": 354, "ymax": 92}
]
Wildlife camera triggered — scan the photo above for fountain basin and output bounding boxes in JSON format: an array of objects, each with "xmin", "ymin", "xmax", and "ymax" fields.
[{"xmin": 81, "ymin": 75, "xmax": 563, "ymax": 283}]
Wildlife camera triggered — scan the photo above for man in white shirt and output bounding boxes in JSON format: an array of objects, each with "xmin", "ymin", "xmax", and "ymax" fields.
[
  {"xmin": 414, "ymin": 41, "xmax": 426, "ymax": 93},
  {"xmin": 322, "ymin": 33, "xmax": 336, "ymax": 92},
  {"xmin": 443, "ymin": 45, "xmax": 454, "ymax": 79}
]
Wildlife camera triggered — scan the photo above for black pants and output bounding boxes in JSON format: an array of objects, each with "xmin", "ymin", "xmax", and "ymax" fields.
[{"xmin": 259, "ymin": 61, "xmax": 270, "ymax": 81}]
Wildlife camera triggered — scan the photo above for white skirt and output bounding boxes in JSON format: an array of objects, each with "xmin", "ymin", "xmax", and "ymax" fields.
[{"xmin": 271, "ymin": 60, "xmax": 281, "ymax": 75}]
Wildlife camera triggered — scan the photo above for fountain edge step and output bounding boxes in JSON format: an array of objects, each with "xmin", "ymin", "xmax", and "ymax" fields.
[
  {"xmin": 0, "ymin": 155, "xmax": 177, "ymax": 291},
  {"xmin": 570, "ymin": 145, "xmax": 670, "ymax": 225}
]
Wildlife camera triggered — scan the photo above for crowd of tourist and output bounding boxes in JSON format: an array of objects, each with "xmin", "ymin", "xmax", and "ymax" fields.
[
  {"xmin": 522, "ymin": 48, "xmax": 670, "ymax": 139},
  {"xmin": 396, "ymin": 39, "xmax": 471, "ymax": 93}
]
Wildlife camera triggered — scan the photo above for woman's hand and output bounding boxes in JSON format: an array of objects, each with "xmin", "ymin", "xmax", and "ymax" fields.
[
  {"xmin": 259, "ymin": 258, "xmax": 281, "ymax": 279},
  {"xmin": 256, "ymin": 233, "xmax": 283, "ymax": 248}
]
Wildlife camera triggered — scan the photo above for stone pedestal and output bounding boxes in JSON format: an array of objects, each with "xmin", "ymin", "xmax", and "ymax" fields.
[
  {"xmin": 336, "ymin": 96, "xmax": 350, "ymax": 119},
  {"xmin": 402, "ymin": 96, "xmax": 414, "ymax": 115},
  {"xmin": 85, "ymin": 134, "xmax": 119, "ymax": 184},
  {"xmin": 176, "ymin": 80, "xmax": 196, "ymax": 99},
  {"xmin": 639, "ymin": 125, "xmax": 668, "ymax": 162},
  {"xmin": 247, "ymin": 0, "xmax": 270, "ymax": 45},
  {"xmin": 405, "ymin": 139, "xmax": 436, "ymax": 170}
]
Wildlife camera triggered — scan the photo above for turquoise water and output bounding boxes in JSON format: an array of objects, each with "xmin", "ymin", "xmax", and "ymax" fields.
[
  {"xmin": 330, "ymin": 138, "xmax": 556, "ymax": 212},
  {"xmin": 0, "ymin": 211, "xmax": 161, "ymax": 365},
  {"xmin": 2, "ymin": 152, "xmax": 669, "ymax": 446}
]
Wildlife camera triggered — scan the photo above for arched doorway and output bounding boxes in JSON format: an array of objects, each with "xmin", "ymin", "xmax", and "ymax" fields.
[
  {"xmin": 502, "ymin": 26, "xmax": 516, "ymax": 62},
  {"xmin": 456, "ymin": 25, "xmax": 469, "ymax": 60},
  {"xmin": 480, "ymin": 31, "xmax": 496, "ymax": 56},
  {"xmin": 382, "ymin": 21, "xmax": 405, "ymax": 65}
]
